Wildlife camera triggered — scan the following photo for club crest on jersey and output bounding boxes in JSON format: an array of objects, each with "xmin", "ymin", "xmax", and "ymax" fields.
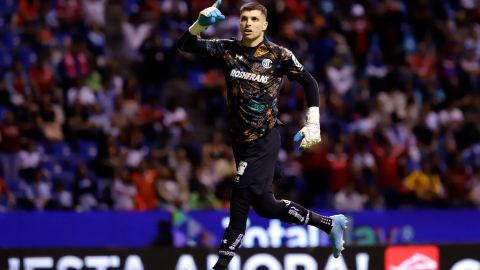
[{"xmin": 262, "ymin": 59, "xmax": 272, "ymax": 69}]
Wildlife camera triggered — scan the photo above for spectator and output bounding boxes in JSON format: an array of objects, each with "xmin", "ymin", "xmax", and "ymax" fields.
[
  {"xmin": 83, "ymin": 0, "xmax": 107, "ymax": 27},
  {"xmin": 131, "ymin": 162, "xmax": 159, "ymax": 211},
  {"xmin": 58, "ymin": 39, "xmax": 90, "ymax": 88},
  {"xmin": 29, "ymin": 55, "xmax": 56, "ymax": 99},
  {"xmin": 111, "ymin": 169, "xmax": 137, "ymax": 211},
  {"xmin": 49, "ymin": 180, "xmax": 73, "ymax": 210},
  {"xmin": 72, "ymin": 163, "xmax": 98, "ymax": 211},
  {"xmin": 67, "ymin": 77, "xmax": 96, "ymax": 107},
  {"xmin": 21, "ymin": 170, "xmax": 51, "ymax": 211},
  {"xmin": 0, "ymin": 177, "xmax": 16, "ymax": 211},
  {"xmin": 121, "ymin": 12, "xmax": 153, "ymax": 62},
  {"xmin": 333, "ymin": 181, "xmax": 367, "ymax": 211},
  {"xmin": 0, "ymin": 111, "xmax": 21, "ymax": 181},
  {"xmin": 18, "ymin": 140, "xmax": 41, "ymax": 181},
  {"xmin": 157, "ymin": 165, "xmax": 187, "ymax": 209},
  {"xmin": 404, "ymin": 158, "xmax": 446, "ymax": 207},
  {"xmin": 326, "ymin": 53, "xmax": 355, "ymax": 96},
  {"xmin": 326, "ymin": 142, "xmax": 350, "ymax": 193},
  {"xmin": 38, "ymin": 95, "xmax": 65, "ymax": 141},
  {"xmin": 444, "ymin": 153, "xmax": 470, "ymax": 207},
  {"xmin": 4, "ymin": 60, "xmax": 32, "ymax": 106},
  {"xmin": 468, "ymin": 166, "xmax": 480, "ymax": 208},
  {"xmin": 188, "ymin": 183, "xmax": 220, "ymax": 210},
  {"xmin": 370, "ymin": 135, "xmax": 408, "ymax": 208}
]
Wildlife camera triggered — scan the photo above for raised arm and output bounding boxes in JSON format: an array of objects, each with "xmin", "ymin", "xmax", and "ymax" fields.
[{"xmin": 176, "ymin": 0, "xmax": 225, "ymax": 54}]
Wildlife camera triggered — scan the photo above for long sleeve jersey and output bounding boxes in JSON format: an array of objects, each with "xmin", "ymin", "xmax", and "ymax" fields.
[{"xmin": 177, "ymin": 31, "xmax": 319, "ymax": 141}]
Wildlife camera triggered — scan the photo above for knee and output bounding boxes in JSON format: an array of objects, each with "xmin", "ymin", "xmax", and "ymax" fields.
[{"xmin": 252, "ymin": 204, "xmax": 277, "ymax": 218}]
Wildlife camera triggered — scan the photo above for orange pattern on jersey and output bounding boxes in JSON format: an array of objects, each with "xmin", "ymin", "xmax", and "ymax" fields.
[{"xmin": 254, "ymin": 45, "xmax": 269, "ymax": 57}]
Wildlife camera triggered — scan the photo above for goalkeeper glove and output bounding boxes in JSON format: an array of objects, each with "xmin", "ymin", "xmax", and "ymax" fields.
[
  {"xmin": 189, "ymin": 0, "xmax": 225, "ymax": 35},
  {"xmin": 294, "ymin": 107, "xmax": 321, "ymax": 151}
]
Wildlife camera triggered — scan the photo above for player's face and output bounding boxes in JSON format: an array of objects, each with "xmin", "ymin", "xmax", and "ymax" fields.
[{"xmin": 240, "ymin": 10, "xmax": 268, "ymax": 43}]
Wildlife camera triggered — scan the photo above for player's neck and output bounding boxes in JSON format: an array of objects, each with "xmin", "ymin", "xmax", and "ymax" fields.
[{"xmin": 242, "ymin": 35, "xmax": 264, "ymax": 47}]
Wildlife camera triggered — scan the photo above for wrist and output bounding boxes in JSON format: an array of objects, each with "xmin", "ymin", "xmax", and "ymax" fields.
[
  {"xmin": 306, "ymin": 106, "xmax": 320, "ymax": 125},
  {"xmin": 189, "ymin": 20, "xmax": 207, "ymax": 36}
]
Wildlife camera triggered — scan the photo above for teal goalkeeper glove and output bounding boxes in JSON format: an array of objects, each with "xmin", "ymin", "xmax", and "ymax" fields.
[
  {"xmin": 189, "ymin": 0, "xmax": 225, "ymax": 35},
  {"xmin": 294, "ymin": 107, "xmax": 321, "ymax": 151}
]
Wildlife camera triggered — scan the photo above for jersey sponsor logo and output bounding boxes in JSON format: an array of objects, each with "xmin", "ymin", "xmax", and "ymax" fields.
[
  {"xmin": 230, "ymin": 69, "xmax": 269, "ymax": 83},
  {"xmin": 262, "ymin": 59, "xmax": 273, "ymax": 69},
  {"xmin": 247, "ymin": 99, "xmax": 266, "ymax": 113}
]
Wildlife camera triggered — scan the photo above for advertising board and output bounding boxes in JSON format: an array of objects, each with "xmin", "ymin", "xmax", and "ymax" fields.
[{"xmin": 1, "ymin": 245, "xmax": 478, "ymax": 270}]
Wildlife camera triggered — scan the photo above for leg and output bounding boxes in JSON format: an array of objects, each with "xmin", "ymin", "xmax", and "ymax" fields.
[
  {"xmin": 251, "ymin": 192, "xmax": 348, "ymax": 258},
  {"xmin": 213, "ymin": 188, "xmax": 251, "ymax": 270}
]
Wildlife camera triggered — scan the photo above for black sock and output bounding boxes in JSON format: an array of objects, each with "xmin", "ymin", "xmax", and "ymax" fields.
[
  {"xmin": 213, "ymin": 258, "xmax": 230, "ymax": 270},
  {"xmin": 307, "ymin": 212, "xmax": 333, "ymax": 233},
  {"xmin": 213, "ymin": 228, "xmax": 244, "ymax": 269}
]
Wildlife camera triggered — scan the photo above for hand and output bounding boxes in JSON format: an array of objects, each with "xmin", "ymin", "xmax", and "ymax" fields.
[
  {"xmin": 294, "ymin": 124, "xmax": 321, "ymax": 151},
  {"xmin": 198, "ymin": 0, "xmax": 225, "ymax": 27},
  {"xmin": 294, "ymin": 107, "xmax": 321, "ymax": 151}
]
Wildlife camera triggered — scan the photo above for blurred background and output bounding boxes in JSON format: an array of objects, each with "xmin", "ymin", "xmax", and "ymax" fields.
[{"xmin": 0, "ymin": 0, "xmax": 479, "ymax": 269}]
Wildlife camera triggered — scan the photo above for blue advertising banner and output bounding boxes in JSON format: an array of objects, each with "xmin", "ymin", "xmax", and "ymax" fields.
[
  {"xmin": 0, "ymin": 211, "xmax": 171, "ymax": 248},
  {"xmin": 172, "ymin": 210, "xmax": 480, "ymax": 248},
  {"xmin": 0, "ymin": 210, "xmax": 479, "ymax": 248}
]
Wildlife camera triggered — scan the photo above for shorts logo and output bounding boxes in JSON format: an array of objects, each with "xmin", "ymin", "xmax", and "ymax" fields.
[
  {"xmin": 262, "ymin": 59, "xmax": 272, "ymax": 69},
  {"xmin": 238, "ymin": 161, "xmax": 248, "ymax": 175},
  {"xmin": 282, "ymin": 199, "xmax": 291, "ymax": 206},
  {"xmin": 235, "ymin": 161, "xmax": 248, "ymax": 182}
]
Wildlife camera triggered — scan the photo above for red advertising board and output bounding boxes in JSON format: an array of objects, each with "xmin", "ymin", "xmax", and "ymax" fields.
[{"xmin": 385, "ymin": 245, "xmax": 439, "ymax": 270}]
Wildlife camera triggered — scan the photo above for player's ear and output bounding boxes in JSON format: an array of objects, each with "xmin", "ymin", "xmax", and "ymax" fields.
[{"xmin": 263, "ymin": 20, "xmax": 268, "ymax": 31}]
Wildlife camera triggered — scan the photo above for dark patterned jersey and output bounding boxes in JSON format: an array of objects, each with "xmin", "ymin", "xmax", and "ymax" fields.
[{"xmin": 178, "ymin": 32, "xmax": 317, "ymax": 141}]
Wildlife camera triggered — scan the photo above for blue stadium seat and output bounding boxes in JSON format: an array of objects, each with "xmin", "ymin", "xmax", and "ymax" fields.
[
  {"xmin": 77, "ymin": 140, "xmax": 98, "ymax": 161},
  {"xmin": 0, "ymin": 0, "xmax": 17, "ymax": 17},
  {"xmin": 49, "ymin": 141, "xmax": 72, "ymax": 160},
  {"xmin": 0, "ymin": 46, "xmax": 13, "ymax": 73}
]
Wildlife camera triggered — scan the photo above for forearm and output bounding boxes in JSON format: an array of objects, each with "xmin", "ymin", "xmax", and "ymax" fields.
[
  {"xmin": 293, "ymin": 71, "xmax": 322, "ymax": 150},
  {"xmin": 176, "ymin": 30, "xmax": 200, "ymax": 53},
  {"xmin": 297, "ymin": 71, "xmax": 319, "ymax": 108}
]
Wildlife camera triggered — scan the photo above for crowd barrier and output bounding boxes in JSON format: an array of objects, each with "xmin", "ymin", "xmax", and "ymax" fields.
[{"xmin": 1, "ymin": 245, "xmax": 479, "ymax": 270}]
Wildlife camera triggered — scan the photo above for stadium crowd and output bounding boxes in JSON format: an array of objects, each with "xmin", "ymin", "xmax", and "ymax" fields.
[{"xmin": 0, "ymin": 0, "xmax": 479, "ymax": 212}]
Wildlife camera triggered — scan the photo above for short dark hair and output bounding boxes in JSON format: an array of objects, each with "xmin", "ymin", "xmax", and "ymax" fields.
[{"xmin": 240, "ymin": 2, "xmax": 267, "ymax": 19}]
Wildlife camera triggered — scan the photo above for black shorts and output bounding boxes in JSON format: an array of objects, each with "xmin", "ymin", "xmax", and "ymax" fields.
[{"xmin": 232, "ymin": 127, "xmax": 281, "ymax": 195}]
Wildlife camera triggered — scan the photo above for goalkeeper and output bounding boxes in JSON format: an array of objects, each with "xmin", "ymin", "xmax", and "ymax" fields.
[{"xmin": 177, "ymin": 1, "xmax": 347, "ymax": 269}]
